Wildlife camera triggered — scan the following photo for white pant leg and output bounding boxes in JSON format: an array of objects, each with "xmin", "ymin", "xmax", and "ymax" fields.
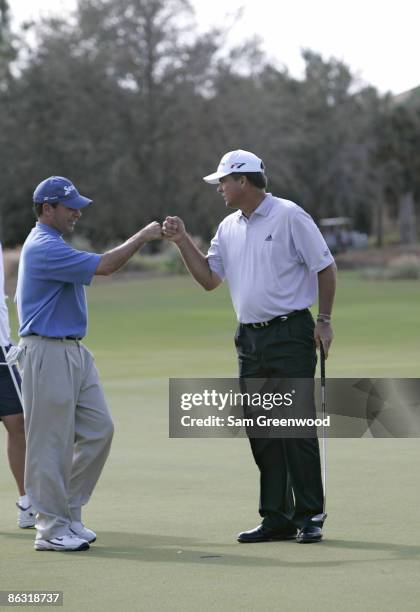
[
  {"xmin": 68, "ymin": 344, "xmax": 114, "ymax": 522},
  {"xmin": 21, "ymin": 337, "xmax": 79, "ymax": 540}
]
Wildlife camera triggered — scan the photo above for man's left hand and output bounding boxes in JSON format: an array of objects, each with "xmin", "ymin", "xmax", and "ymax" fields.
[{"xmin": 314, "ymin": 322, "xmax": 334, "ymax": 358}]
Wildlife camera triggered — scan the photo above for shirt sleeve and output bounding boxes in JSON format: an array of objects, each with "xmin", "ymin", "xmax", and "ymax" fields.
[
  {"xmin": 44, "ymin": 240, "xmax": 101, "ymax": 286},
  {"xmin": 290, "ymin": 207, "xmax": 335, "ymax": 273},
  {"xmin": 206, "ymin": 226, "xmax": 226, "ymax": 281}
]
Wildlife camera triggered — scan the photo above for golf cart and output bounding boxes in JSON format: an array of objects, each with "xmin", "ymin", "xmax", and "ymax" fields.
[{"xmin": 319, "ymin": 217, "xmax": 368, "ymax": 254}]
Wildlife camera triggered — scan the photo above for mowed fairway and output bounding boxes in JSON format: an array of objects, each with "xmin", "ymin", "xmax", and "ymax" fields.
[{"xmin": 1, "ymin": 272, "xmax": 420, "ymax": 612}]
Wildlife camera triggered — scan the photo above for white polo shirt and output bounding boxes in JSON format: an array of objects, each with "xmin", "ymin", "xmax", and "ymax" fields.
[
  {"xmin": 207, "ymin": 193, "xmax": 334, "ymax": 324},
  {"xmin": 0, "ymin": 243, "xmax": 11, "ymax": 345}
]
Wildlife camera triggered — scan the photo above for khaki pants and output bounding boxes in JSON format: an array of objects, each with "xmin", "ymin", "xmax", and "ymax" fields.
[{"xmin": 19, "ymin": 336, "xmax": 114, "ymax": 540}]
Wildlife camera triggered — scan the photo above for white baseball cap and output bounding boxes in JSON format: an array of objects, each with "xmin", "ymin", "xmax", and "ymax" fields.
[{"xmin": 203, "ymin": 149, "xmax": 265, "ymax": 184}]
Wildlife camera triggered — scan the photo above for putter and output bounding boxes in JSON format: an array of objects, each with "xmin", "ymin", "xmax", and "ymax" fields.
[
  {"xmin": 0, "ymin": 344, "xmax": 23, "ymax": 406},
  {"xmin": 312, "ymin": 340, "xmax": 327, "ymax": 523}
]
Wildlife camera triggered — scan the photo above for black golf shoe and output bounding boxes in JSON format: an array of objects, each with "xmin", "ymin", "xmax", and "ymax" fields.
[
  {"xmin": 237, "ymin": 524, "xmax": 297, "ymax": 543},
  {"xmin": 296, "ymin": 525, "xmax": 323, "ymax": 543}
]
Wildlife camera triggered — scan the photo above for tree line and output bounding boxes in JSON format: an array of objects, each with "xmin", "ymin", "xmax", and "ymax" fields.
[{"xmin": 0, "ymin": 0, "xmax": 419, "ymax": 248}]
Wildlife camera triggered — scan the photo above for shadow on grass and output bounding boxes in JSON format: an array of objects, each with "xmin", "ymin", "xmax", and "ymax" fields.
[
  {"xmin": 322, "ymin": 538, "xmax": 420, "ymax": 559},
  {"xmin": 2, "ymin": 531, "xmax": 420, "ymax": 567}
]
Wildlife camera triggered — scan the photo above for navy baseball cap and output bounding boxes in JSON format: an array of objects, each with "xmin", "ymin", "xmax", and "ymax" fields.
[{"xmin": 33, "ymin": 176, "xmax": 93, "ymax": 209}]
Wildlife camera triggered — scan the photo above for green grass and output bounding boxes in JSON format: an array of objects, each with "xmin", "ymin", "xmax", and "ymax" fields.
[{"xmin": 1, "ymin": 272, "xmax": 420, "ymax": 612}]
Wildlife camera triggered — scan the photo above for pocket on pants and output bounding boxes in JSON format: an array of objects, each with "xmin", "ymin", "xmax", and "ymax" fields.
[{"xmin": 288, "ymin": 313, "xmax": 316, "ymax": 346}]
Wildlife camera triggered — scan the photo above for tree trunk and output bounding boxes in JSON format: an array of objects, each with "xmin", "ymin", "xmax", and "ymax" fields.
[
  {"xmin": 376, "ymin": 199, "xmax": 383, "ymax": 247},
  {"xmin": 399, "ymin": 192, "xmax": 417, "ymax": 244}
]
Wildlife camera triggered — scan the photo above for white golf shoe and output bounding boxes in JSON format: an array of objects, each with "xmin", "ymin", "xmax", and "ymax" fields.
[
  {"xmin": 16, "ymin": 502, "xmax": 36, "ymax": 529},
  {"xmin": 69, "ymin": 521, "xmax": 97, "ymax": 543},
  {"xmin": 34, "ymin": 534, "xmax": 89, "ymax": 551}
]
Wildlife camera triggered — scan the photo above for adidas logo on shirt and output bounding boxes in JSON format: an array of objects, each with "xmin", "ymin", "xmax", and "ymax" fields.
[{"xmin": 265, "ymin": 234, "xmax": 273, "ymax": 241}]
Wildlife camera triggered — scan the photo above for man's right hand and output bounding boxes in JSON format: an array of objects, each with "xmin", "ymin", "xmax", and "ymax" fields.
[
  {"xmin": 161, "ymin": 215, "xmax": 221, "ymax": 291},
  {"xmin": 96, "ymin": 221, "xmax": 162, "ymax": 276},
  {"xmin": 162, "ymin": 216, "xmax": 187, "ymax": 243},
  {"xmin": 140, "ymin": 221, "xmax": 162, "ymax": 242}
]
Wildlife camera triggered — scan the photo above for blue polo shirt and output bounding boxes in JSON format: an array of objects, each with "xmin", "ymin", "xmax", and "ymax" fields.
[{"xmin": 16, "ymin": 223, "xmax": 101, "ymax": 338}]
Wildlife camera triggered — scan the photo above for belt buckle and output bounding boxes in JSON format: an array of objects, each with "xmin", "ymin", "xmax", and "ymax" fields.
[{"xmin": 252, "ymin": 321, "xmax": 269, "ymax": 329}]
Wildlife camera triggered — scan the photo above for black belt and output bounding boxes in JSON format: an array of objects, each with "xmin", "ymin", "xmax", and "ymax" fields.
[
  {"xmin": 242, "ymin": 309, "xmax": 309, "ymax": 329},
  {"xmin": 27, "ymin": 333, "xmax": 83, "ymax": 341}
]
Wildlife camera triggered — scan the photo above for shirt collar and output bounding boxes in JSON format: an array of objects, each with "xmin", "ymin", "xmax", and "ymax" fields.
[
  {"xmin": 237, "ymin": 193, "xmax": 274, "ymax": 222},
  {"xmin": 35, "ymin": 222, "xmax": 62, "ymax": 237},
  {"xmin": 253, "ymin": 193, "xmax": 274, "ymax": 217}
]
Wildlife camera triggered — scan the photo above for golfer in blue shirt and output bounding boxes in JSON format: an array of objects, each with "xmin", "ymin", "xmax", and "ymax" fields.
[{"xmin": 16, "ymin": 176, "xmax": 162, "ymax": 551}]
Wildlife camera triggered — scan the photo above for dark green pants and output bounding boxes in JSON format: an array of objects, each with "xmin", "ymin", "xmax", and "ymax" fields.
[{"xmin": 235, "ymin": 310, "xmax": 324, "ymax": 530}]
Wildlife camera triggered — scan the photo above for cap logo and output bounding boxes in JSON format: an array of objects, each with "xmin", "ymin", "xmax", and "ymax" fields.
[
  {"xmin": 230, "ymin": 162, "xmax": 246, "ymax": 169},
  {"xmin": 63, "ymin": 184, "xmax": 75, "ymax": 196}
]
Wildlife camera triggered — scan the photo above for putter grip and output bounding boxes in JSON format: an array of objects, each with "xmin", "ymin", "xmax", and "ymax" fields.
[{"xmin": 320, "ymin": 342, "xmax": 326, "ymax": 382}]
